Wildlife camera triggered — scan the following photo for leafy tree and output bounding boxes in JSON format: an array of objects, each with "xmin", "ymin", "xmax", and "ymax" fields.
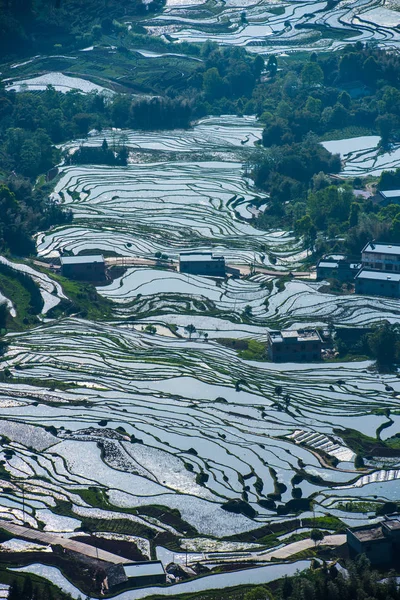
[
  {"xmin": 367, "ymin": 322, "xmax": 400, "ymax": 367},
  {"xmin": 349, "ymin": 202, "xmax": 361, "ymax": 228},
  {"xmin": 202, "ymin": 68, "xmax": 225, "ymax": 101},
  {"xmin": 244, "ymin": 586, "xmax": 274, "ymax": 600},
  {"xmin": 301, "ymin": 62, "xmax": 324, "ymax": 87},
  {"xmin": 354, "ymin": 454, "xmax": 364, "ymax": 469},
  {"xmin": 310, "ymin": 528, "xmax": 324, "ymax": 546},
  {"xmin": 243, "ymin": 305, "xmax": 253, "ymax": 318},
  {"xmin": 253, "ymin": 55, "xmax": 265, "ymax": 78},
  {"xmin": 185, "ymin": 324, "xmax": 196, "ymax": 339},
  {"xmin": 266, "ymin": 55, "xmax": 278, "ymax": 77}
]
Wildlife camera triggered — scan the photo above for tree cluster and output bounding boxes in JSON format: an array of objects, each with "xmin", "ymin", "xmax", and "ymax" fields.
[{"xmin": 276, "ymin": 555, "xmax": 400, "ymax": 600}]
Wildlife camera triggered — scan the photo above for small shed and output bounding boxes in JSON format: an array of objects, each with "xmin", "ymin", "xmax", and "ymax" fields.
[
  {"xmin": 123, "ymin": 561, "xmax": 166, "ymax": 587},
  {"xmin": 179, "ymin": 252, "xmax": 225, "ymax": 277},
  {"xmin": 60, "ymin": 255, "xmax": 106, "ymax": 281}
]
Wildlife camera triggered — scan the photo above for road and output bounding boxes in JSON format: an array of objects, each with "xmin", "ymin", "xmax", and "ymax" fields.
[
  {"xmin": 105, "ymin": 257, "xmax": 315, "ymax": 279},
  {"xmin": 0, "ymin": 520, "xmax": 131, "ymax": 564},
  {"xmin": 257, "ymin": 534, "xmax": 346, "ymax": 561},
  {"xmin": 32, "ymin": 256, "xmax": 315, "ymax": 279}
]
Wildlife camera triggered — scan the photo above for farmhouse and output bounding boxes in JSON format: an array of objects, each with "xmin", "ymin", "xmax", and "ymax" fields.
[
  {"xmin": 354, "ymin": 269, "xmax": 400, "ymax": 298},
  {"xmin": 179, "ymin": 252, "xmax": 226, "ymax": 277},
  {"xmin": 347, "ymin": 518, "xmax": 400, "ymax": 565},
  {"xmin": 361, "ymin": 241, "xmax": 400, "ymax": 272},
  {"xmin": 267, "ymin": 329, "xmax": 322, "ymax": 362},
  {"xmin": 378, "ymin": 189, "xmax": 400, "ymax": 205},
  {"xmin": 60, "ymin": 254, "xmax": 106, "ymax": 281},
  {"xmin": 316, "ymin": 256, "xmax": 361, "ymax": 281}
]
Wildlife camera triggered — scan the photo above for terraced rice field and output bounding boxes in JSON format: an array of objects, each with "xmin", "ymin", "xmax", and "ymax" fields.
[
  {"xmin": 322, "ymin": 136, "xmax": 400, "ymax": 177},
  {"xmin": 1, "ymin": 317, "xmax": 400, "ymax": 542},
  {"xmin": 1, "ymin": 115, "xmax": 400, "ymax": 597},
  {"xmin": 143, "ymin": 0, "xmax": 400, "ymax": 54},
  {"xmin": 39, "ymin": 117, "xmax": 303, "ymax": 266}
]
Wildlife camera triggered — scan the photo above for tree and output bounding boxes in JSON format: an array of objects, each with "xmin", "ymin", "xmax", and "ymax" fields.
[
  {"xmin": 243, "ymin": 305, "xmax": 253, "ymax": 318},
  {"xmin": 244, "ymin": 586, "xmax": 274, "ymax": 600},
  {"xmin": 310, "ymin": 528, "xmax": 324, "ymax": 547},
  {"xmin": 8, "ymin": 580, "xmax": 20, "ymax": 600},
  {"xmin": 22, "ymin": 575, "xmax": 33, "ymax": 599},
  {"xmin": 349, "ymin": 202, "xmax": 361, "ymax": 228},
  {"xmin": 202, "ymin": 68, "xmax": 225, "ymax": 101},
  {"xmin": 253, "ymin": 55, "xmax": 265, "ymax": 78},
  {"xmin": 185, "ymin": 324, "xmax": 196, "ymax": 339},
  {"xmin": 102, "ymin": 138, "xmax": 108, "ymax": 152},
  {"xmin": 367, "ymin": 322, "xmax": 400, "ymax": 367},
  {"xmin": 354, "ymin": 454, "xmax": 364, "ymax": 469},
  {"xmin": 301, "ymin": 62, "xmax": 324, "ymax": 87}
]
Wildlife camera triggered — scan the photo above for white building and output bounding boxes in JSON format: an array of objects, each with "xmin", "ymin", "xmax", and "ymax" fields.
[{"xmin": 361, "ymin": 242, "xmax": 400, "ymax": 273}]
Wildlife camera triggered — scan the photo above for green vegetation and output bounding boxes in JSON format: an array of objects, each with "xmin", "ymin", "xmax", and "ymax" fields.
[
  {"xmin": 336, "ymin": 426, "xmax": 400, "ymax": 459},
  {"xmin": 0, "ymin": 262, "xmax": 42, "ymax": 324},
  {"xmin": 1, "ymin": 571, "xmax": 72, "ymax": 600},
  {"xmin": 249, "ymin": 45, "xmax": 400, "ymax": 255},
  {"xmin": 217, "ymin": 338, "xmax": 267, "ymax": 361},
  {"xmin": 48, "ymin": 273, "xmax": 113, "ymax": 320},
  {"xmin": 336, "ymin": 322, "xmax": 400, "ymax": 369},
  {"xmin": 0, "ymin": 0, "xmax": 166, "ymax": 57}
]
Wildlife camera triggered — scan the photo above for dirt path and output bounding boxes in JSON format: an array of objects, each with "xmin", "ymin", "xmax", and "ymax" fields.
[
  {"xmin": 256, "ymin": 534, "xmax": 346, "ymax": 561},
  {"xmin": 0, "ymin": 520, "xmax": 131, "ymax": 564}
]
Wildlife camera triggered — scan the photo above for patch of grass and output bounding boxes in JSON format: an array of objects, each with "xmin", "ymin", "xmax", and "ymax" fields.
[
  {"xmin": 336, "ymin": 427, "xmax": 400, "ymax": 457},
  {"xmin": 302, "ymin": 515, "xmax": 344, "ymax": 532},
  {"xmin": 335, "ymin": 501, "xmax": 378, "ymax": 513},
  {"xmin": 217, "ymin": 338, "xmax": 268, "ymax": 361},
  {"xmin": 48, "ymin": 273, "xmax": 113, "ymax": 320},
  {"xmin": 0, "ymin": 268, "xmax": 42, "ymax": 330},
  {"xmin": 319, "ymin": 126, "xmax": 375, "ymax": 142}
]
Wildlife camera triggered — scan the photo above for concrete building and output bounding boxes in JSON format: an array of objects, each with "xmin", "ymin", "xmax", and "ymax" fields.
[
  {"xmin": 60, "ymin": 255, "xmax": 106, "ymax": 281},
  {"xmin": 361, "ymin": 242, "xmax": 400, "ymax": 272},
  {"xmin": 317, "ymin": 256, "xmax": 361, "ymax": 282},
  {"xmin": 347, "ymin": 518, "xmax": 400, "ymax": 566},
  {"xmin": 179, "ymin": 252, "xmax": 225, "ymax": 277},
  {"xmin": 379, "ymin": 190, "xmax": 400, "ymax": 205},
  {"xmin": 267, "ymin": 329, "xmax": 322, "ymax": 362},
  {"xmin": 354, "ymin": 269, "xmax": 400, "ymax": 298}
]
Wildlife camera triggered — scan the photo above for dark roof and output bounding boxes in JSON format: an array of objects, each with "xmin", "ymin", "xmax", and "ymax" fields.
[
  {"xmin": 383, "ymin": 518, "xmax": 400, "ymax": 532},
  {"xmin": 350, "ymin": 526, "xmax": 386, "ymax": 542}
]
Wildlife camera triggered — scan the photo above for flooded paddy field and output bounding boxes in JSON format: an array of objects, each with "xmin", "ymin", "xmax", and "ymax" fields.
[
  {"xmin": 322, "ymin": 135, "xmax": 400, "ymax": 177},
  {"xmin": 0, "ymin": 316, "xmax": 399, "ymax": 544},
  {"xmin": 143, "ymin": 0, "xmax": 400, "ymax": 54},
  {"xmin": 39, "ymin": 116, "xmax": 303, "ymax": 267},
  {"xmin": 1, "ymin": 116, "xmax": 400, "ymax": 596}
]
